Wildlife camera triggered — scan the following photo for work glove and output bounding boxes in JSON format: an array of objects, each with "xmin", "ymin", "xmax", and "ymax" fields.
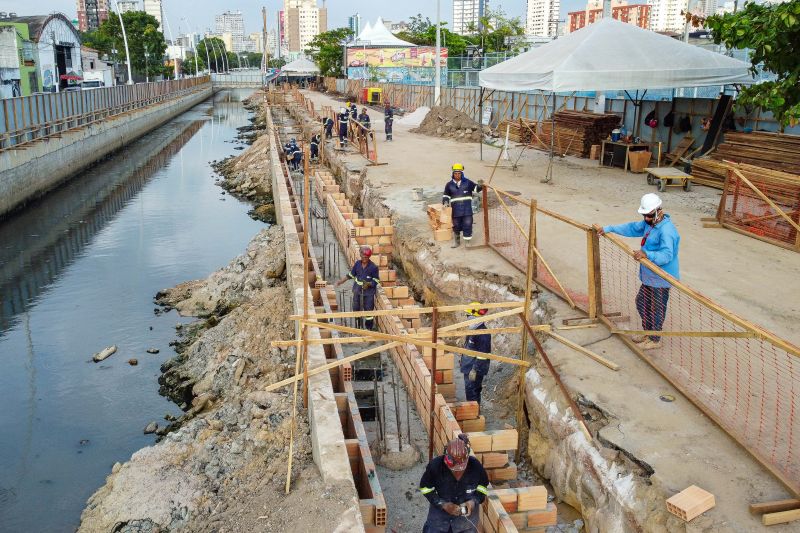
[
  {"xmin": 363, "ymin": 281, "xmax": 373, "ymax": 289},
  {"xmin": 477, "ymin": 179, "xmax": 485, "ymax": 185},
  {"xmin": 443, "ymin": 199, "xmax": 450, "ymax": 207},
  {"xmin": 468, "ymin": 369, "xmax": 477, "ymax": 382}
]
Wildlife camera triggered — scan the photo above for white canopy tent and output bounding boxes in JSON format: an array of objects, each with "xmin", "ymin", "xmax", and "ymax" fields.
[
  {"xmin": 350, "ymin": 17, "xmax": 414, "ymax": 47},
  {"xmin": 280, "ymin": 57, "xmax": 320, "ymax": 77},
  {"xmin": 477, "ymin": 18, "xmax": 753, "ymax": 177},
  {"xmin": 479, "ymin": 18, "xmax": 752, "ymax": 92}
]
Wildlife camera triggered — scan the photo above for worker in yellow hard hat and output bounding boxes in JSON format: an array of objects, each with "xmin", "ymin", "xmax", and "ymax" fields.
[
  {"xmin": 460, "ymin": 302, "xmax": 490, "ymax": 405},
  {"xmin": 442, "ymin": 165, "xmax": 483, "ymax": 248}
]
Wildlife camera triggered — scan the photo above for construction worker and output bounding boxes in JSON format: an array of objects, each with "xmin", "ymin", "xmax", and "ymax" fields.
[
  {"xmin": 461, "ymin": 304, "xmax": 491, "ymax": 405},
  {"xmin": 598, "ymin": 193, "xmax": 680, "ymax": 350},
  {"xmin": 323, "ymin": 116, "xmax": 334, "ymax": 139},
  {"xmin": 310, "ymin": 133, "xmax": 321, "ymax": 161},
  {"xmin": 350, "ymin": 102, "xmax": 358, "ymax": 119},
  {"xmin": 291, "ymin": 144, "xmax": 303, "ymax": 172},
  {"xmin": 336, "ymin": 246, "xmax": 381, "ymax": 330},
  {"xmin": 358, "ymin": 107, "xmax": 371, "ymax": 130},
  {"xmin": 419, "ymin": 434, "xmax": 489, "ymax": 533},
  {"xmin": 337, "ymin": 107, "xmax": 349, "ymax": 148},
  {"xmin": 384, "ymin": 101, "xmax": 394, "ymax": 141},
  {"xmin": 442, "ymin": 164, "xmax": 483, "ymax": 248}
]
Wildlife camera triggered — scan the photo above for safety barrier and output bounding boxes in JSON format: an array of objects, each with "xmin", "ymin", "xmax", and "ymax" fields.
[
  {"xmin": 322, "ymin": 103, "xmax": 382, "ymax": 166},
  {"xmin": 483, "ymin": 185, "xmax": 800, "ymax": 496},
  {"xmin": 0, "ymin": 76, "xmax": 210, "ymax": 150}
]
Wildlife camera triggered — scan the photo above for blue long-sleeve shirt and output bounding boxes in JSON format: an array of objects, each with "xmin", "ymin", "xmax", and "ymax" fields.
[{"xmin": 603, "ymin": 214, "xmax": 680, "ymax": 288}]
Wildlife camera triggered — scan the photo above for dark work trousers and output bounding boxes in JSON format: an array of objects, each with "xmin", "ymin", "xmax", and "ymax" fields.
[
  {"xmin": 352, "ymin": 287, "xmax": 376, "ymax": 330},
  {"xmin": 452, "ymin": 215, "xmax": 474, "ymax": 239},
  {"xmin": 310, "ymin": 144, "xmax": 319, "ymax": 160},
  {"xmin": 461, "ymin": 356, "xmax": 490, "ymax": 404},
  {"xmin": 385, "ymin": 118, "xmax": 393, "ymax": 140},
  {"xmin": 339, "ymin": 123, "xmax": 348, "ymax": 146},
  {"xmin": 635, "ymin": 285, "xmax": 670, "ymax": 341}
]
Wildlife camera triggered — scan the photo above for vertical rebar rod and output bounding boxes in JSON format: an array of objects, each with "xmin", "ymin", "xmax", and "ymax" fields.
[{"xmin": 392, "ymin": 366, "xmax": 402, "ymax": 452}]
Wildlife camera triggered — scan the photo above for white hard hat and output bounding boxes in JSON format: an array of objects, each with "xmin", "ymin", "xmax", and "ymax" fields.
[
  {"xmin": 638, "ymin": 193, "xmax": 663, "ymax": 214},
  {"xmin": 340, "ymin": 107, "xmax": 346, "ymax": 113}
]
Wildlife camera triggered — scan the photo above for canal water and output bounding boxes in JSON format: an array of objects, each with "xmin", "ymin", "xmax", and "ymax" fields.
[{"xmin": 0, "ymin": 89, "xmax": 263, "ymax": 532}]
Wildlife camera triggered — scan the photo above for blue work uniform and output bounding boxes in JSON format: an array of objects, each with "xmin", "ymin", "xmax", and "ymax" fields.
[
  {"xmin": 348, "ymin": 259, "xmax": 380, "ymax": 328},
  {"xmin": 358, "ymin": 112, "xmax": 371, "ymax": 130},
  {"xmin": 338, "ymin": 112, "xmax": 349, "ymax": 146},
  {"xmin": 350, "ymin": 104, "xmax": 358, "ymax": 119},
  {"xmin": 603, "ymin": 214, "xmax": 680, "ymax": 341},
  {"xmin": 310, "ymin": 134, "xmax": 320, "ymax": 160},
  {"xmin": 443, "ymin": 176, "xmax": 482, "ymax": 240},
  {"xmin": 292, "ymin": 148, "xmax": 302, "ymax": 171},
  {"xmin": 384, "ymin": 107, "xmax": 393, "ymax": 140},
  {"xmin": 324, "ymin": 117, "xmax": 334, "ymax": 139},
  {"xmin": 419, "ymin": 456, "xmax": 489, "ymax": 533},
  {"xmin": 461, "ymin": 323, "xmax": 491, "ymax": 404}
]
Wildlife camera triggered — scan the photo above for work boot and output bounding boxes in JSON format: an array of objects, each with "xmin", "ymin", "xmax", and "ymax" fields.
[
  {"xmin": 631, "ymin": 334, "xmax": 647, "ymax": 343},
  {"xmin": 451, "ymin": 233, "xmax": 461, "ymax": 248},
  {"xmin": 639, "ymin": 339, "xmax": 663, "ymax": 350}
]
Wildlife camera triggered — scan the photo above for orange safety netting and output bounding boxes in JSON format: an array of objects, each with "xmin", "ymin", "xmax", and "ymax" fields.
[
  {"xmin": 599, "ymin": 236, "xmax": 800, "ymax": 494},
  {"xmin": 719, "ymin": 166, "xmax": 800, "ymax": 250}
]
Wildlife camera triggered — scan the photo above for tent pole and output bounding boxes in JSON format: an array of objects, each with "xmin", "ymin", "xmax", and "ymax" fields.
[{"xmin": 479, "ymin": 86, "xmax": 484, "ymax": 161}]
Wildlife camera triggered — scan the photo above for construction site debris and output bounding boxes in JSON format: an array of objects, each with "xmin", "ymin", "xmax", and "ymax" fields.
[
  {"xmin": 666, "ymin": 485, "xmax": 716, "ymax": 522},
  {"xmin": 412, "ymin": 105, "xmax": 487, "ymax": 143}
]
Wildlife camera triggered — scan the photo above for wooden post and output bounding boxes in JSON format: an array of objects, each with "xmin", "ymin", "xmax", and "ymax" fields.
[
  {"xmin": 429, "ymin": 308, "xmax": 439, "ymax": 461},
  {"xmin": 515, "ymin": 198, "xmax": 537, "ymax": 461},
  {"xmin": 482, "ymin": 187, "xmax": 490, "ymax": 246},
  {"xmin": 587, "ymin": 227, "xmax": 602, "ymax": 319},
  {"xmin": 302, "ymin": 146, "xmax": 311, "ymax": 408}
]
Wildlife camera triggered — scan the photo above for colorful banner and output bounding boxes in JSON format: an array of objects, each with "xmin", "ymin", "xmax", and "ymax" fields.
[
  {"xmin": 347, "ymin": 66, "xmax": 447, "ymax": 86},
  {"xmin": 346, "ymin": 47, "xmax": 448, "ymax": 69}
]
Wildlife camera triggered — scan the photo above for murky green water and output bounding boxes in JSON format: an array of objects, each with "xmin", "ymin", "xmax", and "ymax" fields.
[{"xmin": 0, "ymin": 89, "xmax": 262, "ymax": 532}]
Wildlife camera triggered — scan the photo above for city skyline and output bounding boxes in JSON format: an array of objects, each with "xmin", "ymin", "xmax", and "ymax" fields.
[{"xmin": 2, "ymin": 0, "xmax": 589, "ymax": 36}]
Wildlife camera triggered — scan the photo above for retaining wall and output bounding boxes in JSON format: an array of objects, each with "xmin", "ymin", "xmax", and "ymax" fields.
[{"xmin": 0, "ymin": 84, "xmax": 212, "ymax": 218}]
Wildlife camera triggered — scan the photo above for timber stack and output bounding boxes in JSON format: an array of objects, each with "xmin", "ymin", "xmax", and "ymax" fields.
[
  {"xmin": 538, "ymin": 111, "xmax": 620, "ymax": 158},
  {"xmin": 692, "ymin": 131, "xmax": 800, "ymax": 189}
]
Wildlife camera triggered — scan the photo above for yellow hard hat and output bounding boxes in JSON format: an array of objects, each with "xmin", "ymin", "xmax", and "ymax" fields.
[
  {"xmin": 465, "ymin": 302, "xmax": 488, "ymax": 317},
  {"xmin": 452, "ymin": 163, "xmax": 464, "ymax": 171}
]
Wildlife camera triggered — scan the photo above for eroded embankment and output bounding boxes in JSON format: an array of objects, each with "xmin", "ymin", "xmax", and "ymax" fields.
[
  {"xmin": 78, "ymin": 97, "xmax": 359, "ymax": 533},
  {"xmin": 285, "ymin": 94, "xmax": 688, "ymax": 532}
]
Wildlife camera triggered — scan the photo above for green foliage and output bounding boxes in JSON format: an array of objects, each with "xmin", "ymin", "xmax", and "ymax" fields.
[
  {"xmin": 464, "ymin": 8, "xmax": 526, "ymax": 53},
  {"xmin": 706, "ymin": 0, "xmax": 800, "ymax": 127},
  {"xmin": 94, "ymin": 11, "xmax": 169, "ymax": 78},
  {"xmin": 305, "ymin": 27, "xmax": 353, "ymax": 77},
  {"xmin": 268, "ymin": 57, "xmax": 286, "ymax": 69}
]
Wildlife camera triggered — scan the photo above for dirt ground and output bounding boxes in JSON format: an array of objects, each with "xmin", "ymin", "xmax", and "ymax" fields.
[{"xmin": 304, "ymin": 89, "xmax": 800, "ymax": 531}]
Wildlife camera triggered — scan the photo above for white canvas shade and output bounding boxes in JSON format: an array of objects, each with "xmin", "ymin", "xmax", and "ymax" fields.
[
  {"xmin": 479, "ymin": 18, "xmax": 753, "ymax": 92},
  {"xmin": 281, "ymin": 57, "xmax": 320, "ymax": 75},
  {"xmin": 350, "ymin": 17, "xmax": 414, "ymax": 47}
]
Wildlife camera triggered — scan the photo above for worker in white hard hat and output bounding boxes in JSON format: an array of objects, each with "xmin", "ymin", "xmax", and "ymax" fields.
[
  {"xmin": 597, "ymin": 193, "xmax": 680, "ymax": 350},
  {"xmin": 337, "ymin": 107, "xmax": 350, "ymax": 148}
]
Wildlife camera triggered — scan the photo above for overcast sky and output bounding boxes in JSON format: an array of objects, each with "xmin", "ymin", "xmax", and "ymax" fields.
[{"xmin": 3, "ymin": 0, "xmax": 584, "ymax": 35}]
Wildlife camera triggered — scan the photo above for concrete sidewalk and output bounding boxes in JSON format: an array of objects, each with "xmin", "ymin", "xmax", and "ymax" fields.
[{"xmin": 304, "ymin": 89, "xmax": 800, "ymax": 531}]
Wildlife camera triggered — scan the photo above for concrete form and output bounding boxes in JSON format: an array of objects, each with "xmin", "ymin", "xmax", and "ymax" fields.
[{"xmin": 0, "ymin": 84, "xmax": 212, "ymax": 218}]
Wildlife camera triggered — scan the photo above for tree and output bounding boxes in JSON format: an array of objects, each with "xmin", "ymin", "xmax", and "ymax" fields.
[
  {"xmin": 465, "ymin": 8, "xmax": 525, "ymax": 53},
  {"xmin": 305, "ymin": 27, "xmax": 353, "ymax": 77},
  {"xmin": 94, "ymin": 11, "xmax": 169, "ymax": 79},
  {"xmin": 706, "ymin": 0, "xmax": 800, "ymax": 127}
]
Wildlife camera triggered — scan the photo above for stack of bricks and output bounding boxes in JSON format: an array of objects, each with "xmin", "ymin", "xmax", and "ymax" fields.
[
  {"xmin": 450, "ymin": 401, "xmax": 485, "ymax": 432},
  {"xmin": 427, "ymin": 204, "xmax": 453, "ymax": 242},
  {"xmin": 466, "ymin": 428, "xmax": 519, "ymax": 484},
  {"xmin": 422, "ymin": 345, "xmax": 455, "ymax": 401},
  {"xmin": 482, "ymin": 486, "xmax": 557, "ymax": 532}
]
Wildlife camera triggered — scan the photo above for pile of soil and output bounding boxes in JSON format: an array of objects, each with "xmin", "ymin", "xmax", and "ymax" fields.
[{"xmin": 411, "ymin": 105, "xmax": 488, "ymax": 143}]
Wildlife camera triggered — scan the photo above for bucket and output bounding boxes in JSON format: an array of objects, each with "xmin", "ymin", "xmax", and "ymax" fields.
[
  {"xmin": 611, "ymin": 129, "xmax": 621, "ymax": 142},
  {"xmin": 411, "ymin": 187, "xmax": 424, "ymax": 201}
]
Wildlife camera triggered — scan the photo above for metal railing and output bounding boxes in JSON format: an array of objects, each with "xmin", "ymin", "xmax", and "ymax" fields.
[{"xmin": 0, "ymin": 76, "xmax": 210, "ymax": 150}]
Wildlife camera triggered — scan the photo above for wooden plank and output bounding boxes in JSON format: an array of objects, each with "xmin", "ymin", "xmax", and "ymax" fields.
[
  {"xmin": 546, "ymin": 330, "xmax": 620, "ymax": 371},
  {"xmin": 762, "ymin": 509, "xmax": 800, "ymax": 526},
  {"xmin": 749, "ymin": 499, "xmax": 800, "ymax": 515}
]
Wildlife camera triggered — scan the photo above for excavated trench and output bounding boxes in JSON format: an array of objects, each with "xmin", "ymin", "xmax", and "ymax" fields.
[{"xmin": 278, "ymin": 90, "xmax": 692, "ymax": 532}]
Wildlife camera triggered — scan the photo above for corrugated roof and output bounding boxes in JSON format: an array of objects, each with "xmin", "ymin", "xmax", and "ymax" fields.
[{"xmin": 6, "ymin": 13, "xmax": 78, "ymax": 42}]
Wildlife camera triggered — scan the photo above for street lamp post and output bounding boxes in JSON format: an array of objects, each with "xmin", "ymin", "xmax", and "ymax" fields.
[
  {"xmin": 110, "ymin": 0, "xmax": 134, "ymax": 84},
  {"xmin": 435, "ymin": 0, "xmax": 441, "ymax": 105},
  {"xmin": 144, "ymin": 44, "xmax": 149, "ymax": 82}
]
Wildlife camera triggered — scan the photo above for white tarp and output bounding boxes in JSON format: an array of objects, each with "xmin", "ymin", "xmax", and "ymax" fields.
[
  {"xmin": 281, "ymin": 57, "xmax": 320, "ymax": 75},
  {"xmin": 349, "ymin": 17, "xmax": 414, "ymax": 47},
  {"xmin": 479, "ymin": 18, "xmax": 753, "ymax": 92}
]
